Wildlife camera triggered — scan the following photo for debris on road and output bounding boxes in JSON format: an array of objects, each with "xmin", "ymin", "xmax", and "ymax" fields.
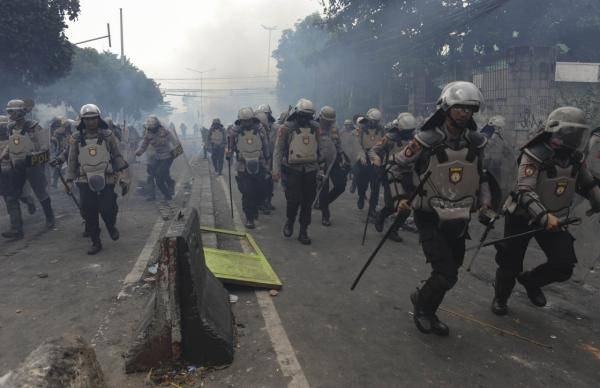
[{"xmin": 37, "ymin": 272, "xmax": 48, "ymax": 278}]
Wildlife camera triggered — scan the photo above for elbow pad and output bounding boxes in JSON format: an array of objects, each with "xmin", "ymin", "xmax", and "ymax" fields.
[{"xmin": 518, "ymin": 191, "xmax": 548, "ymax": 226}]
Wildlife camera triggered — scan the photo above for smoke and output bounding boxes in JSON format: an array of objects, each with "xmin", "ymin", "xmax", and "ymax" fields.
[{"xmin": 33, "ymin": 102, "xmax": 77, "ymax": 127}]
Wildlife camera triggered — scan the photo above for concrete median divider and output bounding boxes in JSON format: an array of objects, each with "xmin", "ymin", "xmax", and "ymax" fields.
[
  {"xmin": 0, "ymin": 335, "xmax": 106, "ymax": 388},
  {"xmin": 125, "ymin": 207, "xmax": 234, "ymax": 373}
]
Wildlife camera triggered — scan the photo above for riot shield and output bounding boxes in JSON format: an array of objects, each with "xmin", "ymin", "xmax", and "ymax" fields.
[{"xmin": 483, "ymin": 133, "xmax": 518, "ymax": 211}]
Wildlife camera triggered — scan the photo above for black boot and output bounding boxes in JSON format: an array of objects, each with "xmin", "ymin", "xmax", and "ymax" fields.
[
  {"xmin": 298, "ymin": 226, "xmax": 311, "ymax": 245},
  {"xmin": 283, "ymin": 219, "xmax": 294, "ymax": 237},
  {"xmin": 87, "ymin": 239, "xmax": 102, "ymax": 255},
  {"xmin": 357, "ymin": 196, "xmax": 365, "ymax": 210},
  {"xmin": 2, "ymin": 229, "xmax": 23, "ymax": 239},
  {"xmin": 388, "ymin": 229, "xmax": 404, "ymax": 243},
  {"xmin": 410, "ymin": 289, "xmax": 432, "ymax": 334},
  {"xmin": 321, "ymin": 208, "xmax": 331, "ymax": 226},
  {"xmin": 517, "ymin": 271, "xmax": 547, "ymax": 307},
  {"xmin": 107, "ymin": 226, "xmax": 120, "ymax": 241},
  {"xmin": 40, "ymin": 198, "xmax": 55, "ymax": 229},
  {"xmin": 3, "ymin": 198, "xmax": 23, "ymax": 239},
  {"xmin": 491, "ymin": 270, "xmax": 516, "ymax": 316},
  {"xmin": 245, "ymin": 218, "xmax": 255, "ymax": 229},
  {"xmin": 374, "ymin": 211, "xmax": 385, "ymax": 232}
]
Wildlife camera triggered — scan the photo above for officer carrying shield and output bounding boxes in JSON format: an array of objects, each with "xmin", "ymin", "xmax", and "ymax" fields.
[
  {"xmin": 273, "ymin": 98, "xmax": 321, "ymax": 245},
  {"xmin": 66, "ymin": 104, "xmax": 129, "ymax": 255},
  {"xmin": 491, "ymin": 107, "xmax": 600, "ymax": 315},
  {"xmin": 369, "ymin": 112, "xmax": 418, "ymax": 242},
  {"xmin": 356, "ymin": 108, "xmax": 384, "ymax": 219},
  {"xmin": 395, "ymin": 81, "xmax": 493, "ymax": 336},
  {"xmin": 135, "ymin": 116, "xmax": 178, "ymax": 201},
  {"xmin": 227, "ymin": 107, "xmax": 271, "ymax": 229},
  {"xmin": 1, "ymin": 99, "xmax": 55, "ymax": 239},
  {"xmin": 208, "ymin": 118, "xmax": 227, "ymax": 175}
]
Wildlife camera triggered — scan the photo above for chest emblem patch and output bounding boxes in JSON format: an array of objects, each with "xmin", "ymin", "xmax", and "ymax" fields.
[
  {"xmin": 303, "ymin": 136, "xmax": 310, "ymax": 145},
  {"xmin": 246, "ymin": 138, "xmax": 254, "ymax": 145},
  {"xmin": 89, "ymin": 147, "xmax": 97, "ymax": 157},
  {"xmin": 555, "ymin": 181, "xmax": 568, "ymax": 196},
  {"xmin": 449, "ymin": 167, "xmax": 463, "ymax": 184},
  {"xmin": 524, "ymin": 165, "xmax": 536, "ymax": 177},
  {"xmin": 13, "ymin": 137, "xmax": 20, "ymax": 145}
]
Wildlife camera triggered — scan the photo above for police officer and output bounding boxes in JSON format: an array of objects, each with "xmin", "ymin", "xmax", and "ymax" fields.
[
  {"xmin": 491, "ymin": 107, "xmax": 600, "ymax": 315},
  {"xmin": 356, "ymin": 109, "xmax": 384, "ymax": 219},
  {"xmin": 66, "ymin": 104, "xmax": 129, "ymax": 254},
  {"xmin": 49, "ymin": 117, "xmax": 73, "ymax": 188},
  {"xmin": 208, "ymin": 118, "xmax": 227, "ymax": 175},
  {"xmin": 273, "ymin": 98, "xmax": 321, "ymax": 244},
  {"xmin": 228, "ymin": 107, "xmax": 271, "ymax": 229},
  {"xmin": 255, "ymin": 104, "xmax": 278, "ymax": 213},
  {"xmin": 136, "ymin": 116, "xmax": 178, "ymax": 201},
  {"xmin": 201, "ymin": 126, "xmax": 210, "ymax": 159},
  {"xmin": 1, "ymin": 100, "xmax": 55, "ymax": 239},
  {"xmin": 316, "ymin": 106, "xmax": 348, "ymax": 226},
  {"xmin": 395, "ymin": 82, "xmax": 492, "ymax": 336},
  {"xmin": 369, "ymin": 112, "xmax": 418, "ymax": 242}
]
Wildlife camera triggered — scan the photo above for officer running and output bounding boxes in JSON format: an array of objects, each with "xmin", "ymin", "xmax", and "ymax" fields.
[
  {"xmin": 491, "ymin": 107, "xmax": 600, "ymax": 315},
  {"xmin": 316, "ymin": 106, "xmax": 349, "ymax": 226},
  {"xmin": 395, "ymin": 81, "xmax": 493, "ymax": 336},
  {"xmin": 356, "ymin": 108, "xmax": 384, "ymax": 220},
  {"xmin": 208, "ymin": 118, "xmax": 227, "ymax": 175},
  {"xmin": 135, "ymin": 116, "xmax": 178, "ymax": 201},
  {"xmin": 369, "ymin": 112, "xmax": 418, "ymax": 242},
  {"xmin": 273, "ymin": 98, "xmax": 321, "ymax": 245},
  {"xmin": 66, "ymin": 104, "xmax": 129, "ymax": 254},
  {"xmin": 227, "ymin": 107, "xmax": 271, "ymax": 229},
  {"xmin": 1, "ymin": 99, "xmax": 55, "ymax": 239}
]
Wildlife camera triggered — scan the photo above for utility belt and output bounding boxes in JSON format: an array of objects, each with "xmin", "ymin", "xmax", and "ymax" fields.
[{"xmin": 418, "ymin": 195, "xmax": 475, "ymax": 238}]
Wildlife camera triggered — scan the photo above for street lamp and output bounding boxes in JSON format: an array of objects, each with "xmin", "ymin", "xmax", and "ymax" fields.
[
  {"xmin": 261, "ymin": 25, "xmax": 278, "ymax": 77},
  {"xmin": 185, "ymin": 67, "xmax": 216, "ymax": 126}
]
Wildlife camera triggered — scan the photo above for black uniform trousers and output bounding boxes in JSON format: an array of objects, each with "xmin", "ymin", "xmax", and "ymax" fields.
[
  {"xmin": 77, "ymin": 183, "xmax": 118, "ymax": 242},
  {"xmin": 282, "ymin": 166, "xmax": 317, "ymax": 227},
  {"xmin": 236, "ymin": 170, "xmax": 265, "ymax": 221},
  {"xmin": 494, "ymin": 214, "xmax": 577, "ymax": 288},
  {"xmin": 414, "ymin": 210, "xmax": 466, "ymax": 313},
  {"xmin": 356, "ymin": 162, "xmax": 380, "ymax": 211},
  {"xmin": 147, "ymin": 157, "xmax": 174, "ymax": 199},
  {"xmin": 212, "ymin": 146, "xmax": 225, "ymax": 174},
  {"xmin": 319, "ymin": 163, "xmax": 347, "ymax": 218}
]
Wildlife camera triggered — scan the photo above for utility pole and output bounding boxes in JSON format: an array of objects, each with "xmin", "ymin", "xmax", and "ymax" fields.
[
  {"xmin": 261, "ymin": 25, "xmax": 278, "ymax": 77},
  {"xmin": 120, "ymin": 8, "xmax": 125, "ymax": 64},
  {"xmin": 73, "ymin": 23, "xmax": 112, "ymax": 47},
  {"xmin": 186, "ymin": 67, "xmax": 215, "ymax": 126}
]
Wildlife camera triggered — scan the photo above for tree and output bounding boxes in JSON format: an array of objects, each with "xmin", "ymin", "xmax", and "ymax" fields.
[
  {"xmin": 36, "ymin": 47, "xmax": 166, "ymax": 120},
  {"xmin": 0, "ymin": 0, "xmax": 80, "ymax": 103}
]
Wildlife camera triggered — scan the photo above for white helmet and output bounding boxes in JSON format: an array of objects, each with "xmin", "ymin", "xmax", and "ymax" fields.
[
  {"xmin": 396, "ymin": 112, "xmax": 417, "ymax": 130},
  {"xmin": 487, "ymin": 115, "xmax": 506, "ymax": 131},
  {"xmin": 437, "ymin": 81, "xmax": 484, "ymax": 113},
  {"xmin": 80, "ymin": 104, "xmax": 101, "ymax": 118}
]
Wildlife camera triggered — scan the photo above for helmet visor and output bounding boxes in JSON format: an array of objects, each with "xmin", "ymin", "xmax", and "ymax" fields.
[{"xmin": 550, "ymin": 124, "xmax": 590, "ymax": 151}]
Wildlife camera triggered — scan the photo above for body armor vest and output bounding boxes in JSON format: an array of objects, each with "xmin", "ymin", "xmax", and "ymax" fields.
[
  {"xmin": 237, "ymin": 128, "xmax": 263, "ymax": 174},
  {"xmin": 535, "ymin": 163, "xmax": 577, "ymax": 217},
  {"xmin": 319, "ymin": 132, "xmax": 337, "ymax": 168},
  {"xmin": 288, "ymin": 127, "xmax": 318, "ymax": 165},
  {"xmin": 211, "ymin": 129, "xmax": 224, "ymax": 145},
  {"xmin": 416, "ymin": 146, "xmax": 480, "ymax": 235},
  {"xmin": 362, "ymin": 129, "xmax": 382, "ymax": 150},
  {"xmin": 78, "ymin": 136, "xmax": 112, "ymax": 192},
  {"xmin": 0, "ymin": 139, "xmax": 11, "ymax": 173},
  {"xmin": 8, "ymin": 132, "xmax": 36, "ymax": 163}
]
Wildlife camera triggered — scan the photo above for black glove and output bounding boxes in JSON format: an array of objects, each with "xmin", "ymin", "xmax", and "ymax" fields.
[
  {"xmin": 49, "ymin": 157, "xmax": 63, "ymax": 167},
  {"xmin": 478, "ymin": 206, "xmax": 497, "ymax": 226}
]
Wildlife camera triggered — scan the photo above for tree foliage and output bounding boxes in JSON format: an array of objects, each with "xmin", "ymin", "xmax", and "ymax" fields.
[
  {"xmin": 36, "ymin": 47, "xmax": 166, "ymax": 120},
  {"xmin": 0, "ymin": 0, "xmax": 80, "ymax": 102}
]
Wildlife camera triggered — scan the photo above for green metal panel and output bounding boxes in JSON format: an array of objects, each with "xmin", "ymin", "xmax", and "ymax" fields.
[{"xmin": 200, "ymin": 227, "xmax": 282, "ymax": 289}]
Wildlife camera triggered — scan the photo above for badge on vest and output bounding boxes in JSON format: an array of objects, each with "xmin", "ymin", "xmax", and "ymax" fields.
[
  {"xmin": 303, "ymin": 136, "xmax": 310, "ymax": 145},
  {"xmin": 555, "ymin": 181, "xmax": 568, "ymax": 196},
  {"xmin": 246, "ymin": 138, "xmax": 254, "ymax": 145},
  {"xmin": 449, "ymin": 167, "xmax": 463, "ymax": 184},
  {"xmin": 13, "ymin": 137, "xmax": 20, "ymax": 145},
  {"xmin": 89, "ymin": 146, "xmax": 97, "ymax": 157},
  {"xmin": 370, "ymin": 135, "xmax": 375, "ymax": 141}
]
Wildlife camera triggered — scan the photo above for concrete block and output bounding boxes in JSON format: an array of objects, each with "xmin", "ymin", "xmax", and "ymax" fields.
[{"xmin": 1, "ymin": 335, "xmax": 106, "ymax": 388}]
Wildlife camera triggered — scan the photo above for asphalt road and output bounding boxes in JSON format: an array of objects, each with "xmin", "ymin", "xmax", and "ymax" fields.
[{"xmin": 207, "ymin": 158, "xmax": 600, "ymax": 388}]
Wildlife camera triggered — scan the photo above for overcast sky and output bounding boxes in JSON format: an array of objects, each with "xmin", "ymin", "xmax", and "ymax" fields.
[{"xmin": 65, "ymin": 0, "xmax": 322, "ymax": 119}]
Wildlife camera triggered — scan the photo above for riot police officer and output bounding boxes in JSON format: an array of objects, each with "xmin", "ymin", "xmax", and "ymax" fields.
[
  {"xmin": 491, "ymin": 107, "xmax": 600, "ymax": 315},
  {"xmin": 228, "ymin": 107, "xmax": 271, "ymax": 229},
  {"xmin": 369, "ymin": 112, "xmax": 418, "ymax": 242},
  {"xmin": 1, "ymin": 99, "xmax": 54, "ymax": 239},
  {"xmin": 255, "ymin": 104, "xmax": 277, "ymax": 213},
  {"xmin": 135, "ymin": 116, "xmax": 178, "ymax": 201},
  {"xmin": 356, "ymin": 108, "xmax": 384, "ymax": 219},
  {"xmin": 66, "ymin": 104, "xmax": 129, "ymax": 254},
  {"xmin": 395, "ymin": 82, "xmax": 492, "ymax": 336},
  {"xmin": 208, "ymin": 118, "xmax": 227, "ymax": 175},
  {"xmin": 316, "ymin": 106, "xmax": 348, "ymax": 226},
  {"xmin": 273, "ymin": 98, "xmax": 321, "ymax": 245},
  {"xmin": 49, "ymin": 117, "xmax": 73, "ymax": 188}
]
